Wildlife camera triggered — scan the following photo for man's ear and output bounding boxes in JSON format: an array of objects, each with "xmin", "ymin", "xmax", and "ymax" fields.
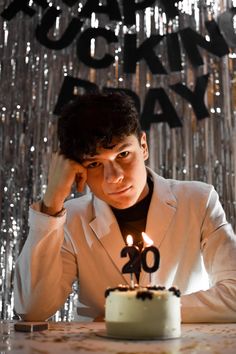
[{"xmin": 140, "ymin": 131, "xmax": 149, "ymax": 161}]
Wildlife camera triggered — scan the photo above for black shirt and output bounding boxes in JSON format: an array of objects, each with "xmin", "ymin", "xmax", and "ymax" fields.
[{"xmin": 112, "ymin": 176, "xmax": 154, "ymax": 251}]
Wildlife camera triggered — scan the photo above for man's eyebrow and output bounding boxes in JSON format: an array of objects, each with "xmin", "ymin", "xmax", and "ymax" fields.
[
  {"xmin": 116, "ymin": 142, "xmax": 132, "ymax": 152},
  {"xmin": 82, "ymin": 143, "xmax": 132, "ymax": 162}
]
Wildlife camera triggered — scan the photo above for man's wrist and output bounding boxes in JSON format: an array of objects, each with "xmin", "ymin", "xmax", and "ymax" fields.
[{"xmin": 41, "ymin": 200, "xmax": 65, "ymax": 217}]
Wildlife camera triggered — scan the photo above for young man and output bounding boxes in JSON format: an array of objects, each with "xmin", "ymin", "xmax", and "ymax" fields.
[{"xmin": 14, "ymin": 92, "xmax": 236, "ymax": 322}]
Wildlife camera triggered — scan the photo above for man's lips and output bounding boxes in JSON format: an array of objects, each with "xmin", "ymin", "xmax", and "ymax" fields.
[{"xmin": 108, "ymin": 186, "xmax": 132, "ymax": 195}]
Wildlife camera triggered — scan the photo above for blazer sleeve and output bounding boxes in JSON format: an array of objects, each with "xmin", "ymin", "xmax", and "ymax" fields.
[
  {"xmin": 181, "ymin": 186, "xmax": 236, "ymax": 322},
  {"xmin": 13, "ymin": 203, "xmax": 78, "ymax": 321}
]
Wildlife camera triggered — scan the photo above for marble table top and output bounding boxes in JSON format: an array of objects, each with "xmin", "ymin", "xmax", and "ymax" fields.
[{"xmin": 1, "ymin": 321, "xmax": 236, "ymax": 354}]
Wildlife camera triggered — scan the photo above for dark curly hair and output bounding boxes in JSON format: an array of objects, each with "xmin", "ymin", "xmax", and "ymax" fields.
[{"xmin": 58, "ymin": 92, "xmax": 142, "ymax": 162}]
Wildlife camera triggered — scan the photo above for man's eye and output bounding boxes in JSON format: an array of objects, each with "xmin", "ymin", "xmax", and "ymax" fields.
[
  {"xmin": 87, "ymin": 161, "xmax": 100, "ymax": 169},
  {"xmin": 118, "ymin": 151, "xmax": 129, "ymax": 158}
]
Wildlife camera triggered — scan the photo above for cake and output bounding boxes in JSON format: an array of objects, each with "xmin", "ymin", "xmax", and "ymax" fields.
[{"xmin": 105, "ymin": 285, "xmax": 181, "ymax": 339}]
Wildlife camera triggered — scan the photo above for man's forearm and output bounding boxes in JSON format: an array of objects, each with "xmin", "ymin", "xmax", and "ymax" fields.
[
  {"xmin": 181, "ymin": 282, "xmax": 236, "ymax": 323},
  {"xmin": 14, "ymin": 205, "xmax": 74, "ymax": 321}
]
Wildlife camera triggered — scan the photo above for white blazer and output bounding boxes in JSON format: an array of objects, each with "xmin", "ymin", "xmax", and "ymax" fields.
[{"xmin": 14, "ymin": 168, "xmax": 236, "ymax": 322}]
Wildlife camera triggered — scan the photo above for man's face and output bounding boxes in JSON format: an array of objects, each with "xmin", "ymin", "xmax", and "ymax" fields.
[{"xmin": 82, "ymin": 132, "xmax": 149, "ymax": 209}]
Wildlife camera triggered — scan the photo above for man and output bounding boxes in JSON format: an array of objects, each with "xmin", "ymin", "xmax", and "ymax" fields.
[{"xmin": 14, "ymin": 92, "xmax": 236, "ymax": 322}]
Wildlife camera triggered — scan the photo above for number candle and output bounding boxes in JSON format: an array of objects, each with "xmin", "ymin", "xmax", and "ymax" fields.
[
  {"xmin": 141, "ymin": 232, "xmax": 160, "ymax": 285},
  {"xmin": 121, "ymin": 235, "xmax": 141, "ymax": 288}
]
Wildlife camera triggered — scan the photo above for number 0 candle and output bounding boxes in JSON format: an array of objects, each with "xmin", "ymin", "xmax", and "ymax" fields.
[{"xmin": 141, "ymin": 232, "xmax": 160, "ymax": 284}]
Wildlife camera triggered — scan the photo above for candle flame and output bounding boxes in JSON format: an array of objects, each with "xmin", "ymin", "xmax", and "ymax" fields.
[
  {"xmin": 142, "ymin": 232, "xmax": 153, "ymax": 246},
  {"xmin": 126, "ymin": 234, "xmax": 133, "ymax": 246}
]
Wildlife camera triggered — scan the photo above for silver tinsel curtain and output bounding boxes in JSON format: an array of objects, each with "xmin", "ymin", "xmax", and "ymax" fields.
[{"xmin": 0, "ymin": 0, "xmax": 235, "ymax": 320}]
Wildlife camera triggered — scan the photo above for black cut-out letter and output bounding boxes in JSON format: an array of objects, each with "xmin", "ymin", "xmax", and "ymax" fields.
[
  {"xmin": 141, "ymin": 88, "xmax": 182, "ymax": 129},
  {"xmin": 122, "ymin": 0, "xmax": 155, "ymax": 26},
  {"xmin": 53, "ymin": 76, "xmax": 98, "ymax": 115},
  {"xmin": 218, "ymin": 8, "xmax": 236, "ymax": 48},
  {"xmin": 180, "ymin": 20, "xmax": 229, "ymax": 67},
  {"xmin": 61, "ymin": 0, "xmax": 78, "ymax": 6},
  {"xmin": 170, "ymin": 74, "xmax": 210, "ymax": 120},
  {"xmin": 124, "ymin": 33, "xmax": 167, "ymax": 74},
  {"xmin": 158, "ymin": 0, "xmax": 179, "ymax": 19},
  {"xmin": 1, "ymin": 0, "xmax": 48, "ymax": 20},
  {"xmin": 80, "ymin": 0, "xmax": 121, "ymax": 21},
  {"xmin": 77, "ymin": 28, "xmax": 118, "ymax": 69},
  {"xmin": 166, "ymin": 32, "xmax": 182, "ymax": 72},
  {"xmin": 35, "ymin": 7, "xmax": 83, "ymax": 50}
]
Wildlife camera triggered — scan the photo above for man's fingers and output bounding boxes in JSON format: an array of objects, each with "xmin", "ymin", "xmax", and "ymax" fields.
[{"xmin": 75, "ymin": 171, "xmax": 87, "ymax": 193}]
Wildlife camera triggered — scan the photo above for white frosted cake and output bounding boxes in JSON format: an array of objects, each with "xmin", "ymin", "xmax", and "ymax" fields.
[{"xmin": 105, "ymin": 285, "xmax": 181, "ymax": 339}]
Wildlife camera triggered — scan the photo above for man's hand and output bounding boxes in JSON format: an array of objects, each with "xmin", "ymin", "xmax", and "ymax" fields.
[{"xmin": 42, "ymin": 153, "xmax": 87, "ymax": 216}]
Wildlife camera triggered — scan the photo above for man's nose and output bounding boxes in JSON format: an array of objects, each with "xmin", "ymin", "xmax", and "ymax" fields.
[{"xmin": 104, "ymin": 162, "xmax": 124, "ymax": 183}]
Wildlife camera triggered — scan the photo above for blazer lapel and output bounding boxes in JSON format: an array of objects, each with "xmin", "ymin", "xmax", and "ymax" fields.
[
  {"xmin": 89, "ymin": 196, "xmax": 130, "ymax": 285},
  {"xmin": 140, "ymin": 170, "xmax": 177, "ymax": 285}
]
